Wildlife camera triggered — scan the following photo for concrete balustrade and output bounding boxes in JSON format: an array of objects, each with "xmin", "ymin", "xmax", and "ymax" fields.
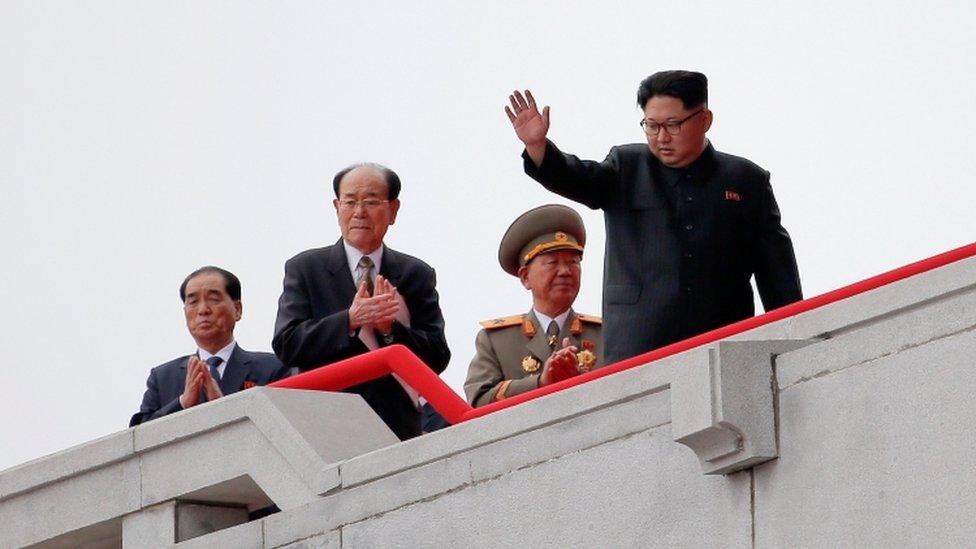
[
  {"xmin": 0, "ymin": 389, "xmax": 398, "ymax": 547},
  {"xmin": 2, "ymin": 255, "xmax": 975, "ymax": 547}
]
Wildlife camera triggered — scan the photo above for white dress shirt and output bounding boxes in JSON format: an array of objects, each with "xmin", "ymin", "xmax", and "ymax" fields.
[
  {"xmin": 342, "ymin": 240, "xmax": 418, "ymax": 409},
  {"xmin": 343, "ymin": 240, "xmax": 383, "ymax": 289},
  {"xmin": 197, "ymin": 340, "xmax": 236, "ymax": 378},
  {"xmin": 533, "ymin": 308, "xmax": 570, "ymax": 334}
]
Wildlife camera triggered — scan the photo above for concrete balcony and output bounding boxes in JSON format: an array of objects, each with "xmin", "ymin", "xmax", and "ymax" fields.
[{"xmin": 2, "ymin": 252, "xmax": 975, "ymax": 547}]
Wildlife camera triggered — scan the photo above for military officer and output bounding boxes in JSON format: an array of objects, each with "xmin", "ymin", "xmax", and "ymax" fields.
[{"xmin": 464, "ymin": 204, "xmax": 603, "ymax": 407}]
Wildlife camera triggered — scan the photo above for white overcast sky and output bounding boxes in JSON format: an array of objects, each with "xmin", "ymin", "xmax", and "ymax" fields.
[{"xmin": 2, "ymin": 1, "xmax": 974, "ymax": 471}]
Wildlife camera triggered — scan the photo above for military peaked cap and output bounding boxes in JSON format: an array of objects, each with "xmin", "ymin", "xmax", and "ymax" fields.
[{"xmin": 498, "ymin": 204, "xmax": 586, "ymax": 276}]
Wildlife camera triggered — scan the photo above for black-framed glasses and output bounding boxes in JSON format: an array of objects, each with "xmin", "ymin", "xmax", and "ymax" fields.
[
  {"xmin": 337, "ymin": 198, "xmax": 389, "ymax": 211},
  {"xmin": 640, "ymin": 109, "xmax": 705, "ymax": 136}
]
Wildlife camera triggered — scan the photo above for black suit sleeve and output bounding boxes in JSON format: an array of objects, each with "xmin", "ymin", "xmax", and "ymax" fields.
[
  {"xmin": 268, "ymin": 358, "xmax": 290, "ymax": 382},
  {"xmin": 385, "ymin": 267, "xmax": 450, "ymax": 374},
  {"xmin": 523, "ymin": 140, "xmax": 619, "ymax": 210},
  {"xmin": 272, "ymin": 256, "xmax": 367, "ymax": 371},
  {"xmin": 129, "ymin": 367, "xmax": 183, "ymax": 427},
  {"xmin": 753, "ymin": 173, "xmax": 803, "ymax": 310},
  {"xmin": 243, "ymin": 351, "xmax": 290, "ymax": 385}
]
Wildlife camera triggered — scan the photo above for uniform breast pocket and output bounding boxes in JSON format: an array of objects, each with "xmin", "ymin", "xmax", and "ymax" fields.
[{"xmin": 605, "ymin": 284, "xmax": 642, "ymax": 304}]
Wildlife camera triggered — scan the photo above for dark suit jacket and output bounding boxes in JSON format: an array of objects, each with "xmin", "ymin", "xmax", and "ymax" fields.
[
  {"xmin": 421, "ymin": 401, "xmax": 451, "ymax": 433},
  {"xmin": 525, "ymin": 140, "xmax": 802, "ymax": 364},
  {"xmin": 272, "ymin": 239, "xmax": 451, "ymax": 440},
  {"xmin": 129, "ymin": 345, "xmax": 287, "ymax": 427}
]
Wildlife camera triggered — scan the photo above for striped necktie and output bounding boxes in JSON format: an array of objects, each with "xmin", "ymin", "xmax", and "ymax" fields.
[{"xmin": 357, "ymin": 256, "xmax": 375, "ymax": 295}]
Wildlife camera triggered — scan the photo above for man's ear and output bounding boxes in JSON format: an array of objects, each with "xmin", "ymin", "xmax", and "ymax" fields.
[
  {"xmin": 517, "ymin": 265, "xmax": 531, "ymax": 290},
  {"xmin": 234, "ymin": 301, "xmax": 242, "ymax": 321},
  {"xmin": 333, "ymin": 198, "xmax": 341, "ymax": 213},
  {"xmin": 702, "ymin": 109, "xmax": 713, "ymax": 132},
  {"xmin": 388, "ymin": 198, "xmax": 401, "ymax": 224}
]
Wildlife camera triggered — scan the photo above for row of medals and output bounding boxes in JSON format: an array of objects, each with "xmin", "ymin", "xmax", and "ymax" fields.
[{"xmin": 521, "ymin": 334, "xmax": 597, "ymax": 374}]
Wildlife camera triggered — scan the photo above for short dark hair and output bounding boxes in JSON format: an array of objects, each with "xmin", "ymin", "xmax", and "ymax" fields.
[
  {"xmin": 637, "ymin": 70, "xmax": 708, "ymax": 110},
  {"xmin": 332, "ymin": 162, "xmax": 401, "ymax": 200},
  {"xmin": 179, "ymin": 266, "xmax": 242, "ymax": 302}
]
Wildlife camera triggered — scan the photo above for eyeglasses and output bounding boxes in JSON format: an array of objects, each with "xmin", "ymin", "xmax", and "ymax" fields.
[
  {"xmin": 640, "ymin": 109, "xmax": 705, "ymax": 136},
  {"xmin": 337, "ymin": 198, "xmax": 389, "ymax": 211}
]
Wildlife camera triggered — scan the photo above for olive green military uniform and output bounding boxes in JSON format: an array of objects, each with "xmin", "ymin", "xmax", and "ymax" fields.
[
  {"xmin": 465, "ymin": 309, "xmax": 602, "ymax": 407},
  {"xmin": 464, "ymin": 203, "xmax": 602, "ymax": 407}
]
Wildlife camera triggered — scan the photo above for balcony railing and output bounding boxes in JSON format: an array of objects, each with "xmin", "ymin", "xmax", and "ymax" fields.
[{"xmin": 270, "ymin": 241, "xmax": 976, "ymax": 424}]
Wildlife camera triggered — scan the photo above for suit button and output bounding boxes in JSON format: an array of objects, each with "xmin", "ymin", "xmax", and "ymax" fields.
[
  {"xmin": 684, "ymin": 252, "xmax": 693, "ymax": 259},
  {"xmin": 684, "ymin": 224, "xmax": 694, "ymax": 231},
  {"xmin": 685, "ymin": 196, "xmax": 693, "ymax": 202}
]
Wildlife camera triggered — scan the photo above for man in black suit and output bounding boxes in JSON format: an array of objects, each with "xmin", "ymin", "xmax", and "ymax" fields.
[
  {"xmin": 505, "ymin": 70, "xmax": 802, "ymax": 364},
  {"xmin": 273, "ymin": 163, "xmax": 451, "ymax": 440},
  {"xmin": 130, "ymin": 266, "xmax": 288, "ymax": 426}
]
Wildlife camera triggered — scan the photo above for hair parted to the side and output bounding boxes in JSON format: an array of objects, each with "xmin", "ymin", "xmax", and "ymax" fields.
[
  {"xmin": 637, "ymin": 70, "xmax": 708, "ymax": 110},
  {"xmin": 332, "ymin": 162, "xmax": 402, "ymax": 200},
  {"xmin": 179, "ymin": 266, "xmax": 242, "ymax": 302}
]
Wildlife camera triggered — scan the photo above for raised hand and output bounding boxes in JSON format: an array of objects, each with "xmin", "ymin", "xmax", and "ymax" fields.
[
  {"xmin": 505, "ymin": 89, "xmax": 550, "ymax": 167},
  {"xmin": 539, "ymin": 338, "xmax": 580, "ymax": 387}
]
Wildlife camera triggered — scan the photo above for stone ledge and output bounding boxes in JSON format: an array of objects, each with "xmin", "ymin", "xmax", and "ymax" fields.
[
  {"xmin": 732, "ymin": 256, "xmax": 976, "ymax": 343},
  {"xmin": 340, "ymin": 360, "xmax": 673, "ymax": 488},
  {"xmin": 0, "ymin": 429, "xmax": 134, "ymax": 500},
  {"xmin": 0, "ymin": 388, "xmax": 397, "ymax": 548}
]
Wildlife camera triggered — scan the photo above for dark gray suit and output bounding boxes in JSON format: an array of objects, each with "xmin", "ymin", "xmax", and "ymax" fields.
[
  {"xmin": 525, "ymin": 140, "xmax": 802, "ymax": 363},
  {"xmin": 272, "ymin": 239, "xmax": 450, "ymax": 440},
  {"xmin": 129, "ymin": 345, "xmax": 287, "ymax": 427}
]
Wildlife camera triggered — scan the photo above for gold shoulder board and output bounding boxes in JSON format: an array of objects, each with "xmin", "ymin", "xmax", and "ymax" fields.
[
  {"xmin": 480, "ymin": 314, "xmax": 526, "ymax": 330},
  {"xmin": 576, "ymin": 313, "xmax": 603, "ymax": 325}
]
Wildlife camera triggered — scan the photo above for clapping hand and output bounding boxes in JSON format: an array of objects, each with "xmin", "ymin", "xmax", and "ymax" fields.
[
  {"xmin": 180, "ymin": 356, "xmax": 206, "ymax": 408},
  {"xmin": 201, "ymin": 364, "xmax": 223, "ymax": 402},
  {"xmin": 372, "ymin": 275, "xmax": 400, "ymax": 335},
  {"xmin": 180, "ymin": 356, "xmax": 223, "ymax": 407},
  {"xmin": 539, "ymin": 338, "xmax": 580, "ymax": 387},
  {"xmin": 348, "ymin": 275, "xmax": 400, "ymax": 332}
]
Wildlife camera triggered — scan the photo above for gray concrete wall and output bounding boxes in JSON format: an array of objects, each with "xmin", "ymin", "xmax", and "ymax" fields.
[
  {"xmin": 755, "ymin": 279, "xmax": 976, "ymax": 547},
  {"xmin": 3, "ymin": 256, "xmax": 975, "ymax": 548}
]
